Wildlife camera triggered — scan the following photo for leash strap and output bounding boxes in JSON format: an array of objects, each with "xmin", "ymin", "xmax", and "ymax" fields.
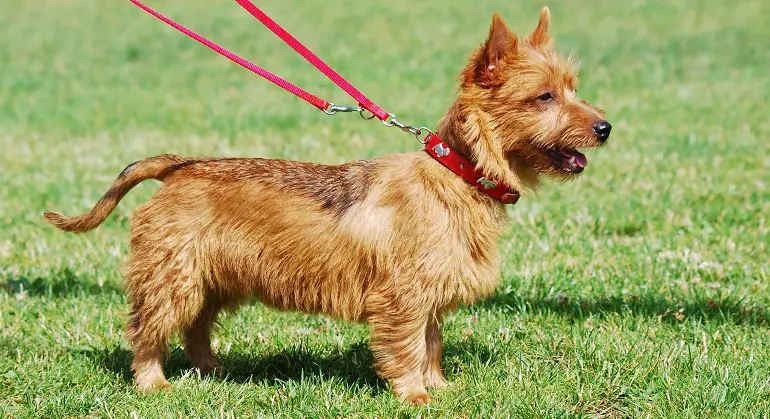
[
  {"xmin": 129, "ymin": 0, "xmax": 388, "ymax": 120},
  {"xmin": 233, "ymin": 0, "xmax": 389, "ymax": 120}
]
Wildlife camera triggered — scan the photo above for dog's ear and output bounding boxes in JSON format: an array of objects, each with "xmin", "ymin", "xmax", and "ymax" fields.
[
  {"xmin": 527, "ymin": 7, "xmax": 552, "ymax": 48},
  {"xmin": 463, "ymin": 14, "xmax": 518, "ymax": 88}
]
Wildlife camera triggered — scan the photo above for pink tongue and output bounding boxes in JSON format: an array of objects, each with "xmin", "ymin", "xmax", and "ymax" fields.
[
  {"xmin": 573, "ymin": 151, "xmax": 587, "ymax": 168},
  {"xmin": 561, "ymin": 150, "xmax": 587, "ymax": 168}
]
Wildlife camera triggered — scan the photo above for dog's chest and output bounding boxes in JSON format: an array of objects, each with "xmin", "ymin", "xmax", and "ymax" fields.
[{"xmin": 415, "ymin": 203, "xmax": 507, "ymax": 305}]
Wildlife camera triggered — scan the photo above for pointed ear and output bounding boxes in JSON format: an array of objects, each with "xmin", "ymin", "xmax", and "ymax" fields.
[
  {"xmin": 527, "ymin": 7, "xmax": 552, "ymax": 47},
  {"xmin": 462, "ymin": 14, "xmax": 518, "ymax": 88}
]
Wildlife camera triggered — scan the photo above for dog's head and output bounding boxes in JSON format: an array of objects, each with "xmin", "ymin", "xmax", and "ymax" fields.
[{"xmin": 451, "ymin": 7, "xmax": 610, "ymax": 190}]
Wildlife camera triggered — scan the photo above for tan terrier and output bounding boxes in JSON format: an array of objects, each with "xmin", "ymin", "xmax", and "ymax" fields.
[{"xmin": 45, "ymin": 8, "xmax": 610, "ymax": 404}]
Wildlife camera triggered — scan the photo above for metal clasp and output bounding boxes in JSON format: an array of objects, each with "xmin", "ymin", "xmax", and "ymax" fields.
[
  {"xmin": 323, "ymin": 102, "xmax": 362, "ymax": 115},
  {"xmin": 324, "ymin": 104, "xmax": 432, "ymax": 144},
  {"xmin": 381, "ymin": 114, "xmax": 432, "ymax": 144}
]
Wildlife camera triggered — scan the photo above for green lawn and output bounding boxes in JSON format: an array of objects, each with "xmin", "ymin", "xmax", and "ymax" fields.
[{"xmin": 1, "ymin": 0, "xmax": 769, "ymax": 417}]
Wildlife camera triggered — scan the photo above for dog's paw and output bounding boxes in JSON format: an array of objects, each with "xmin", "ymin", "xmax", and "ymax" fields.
[
  {"xmin": 425, "ymin": 375, "xmax": 452, "ymax": 390},
  {"xmin": 196, "ymin": 363, "xmax": 223, "ymax": 377},
  {"xmin": 136, "ymin": 379, "xmax": 171, "ymax": 393},
  {"xmin": 404, "ymin": 393, "xmax": 432, "ymax": 406},
  {"xmin": 392, "ymin": 372, "xmax": 431, "ymax": 405}
]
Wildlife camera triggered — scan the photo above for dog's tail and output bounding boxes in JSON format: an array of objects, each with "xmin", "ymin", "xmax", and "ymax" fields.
[{"xmin": 44, "ymin": 154, "xmax": 189, "ymax": 233}]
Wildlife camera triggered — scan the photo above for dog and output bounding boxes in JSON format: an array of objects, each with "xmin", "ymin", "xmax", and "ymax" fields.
[{"xmin": 44, "ymin": 7, "xmax": 610, "ymax": 405}]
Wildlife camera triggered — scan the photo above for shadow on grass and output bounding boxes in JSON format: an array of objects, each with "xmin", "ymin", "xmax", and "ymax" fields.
[
  {"xmin": 93, "ymin": 341, "xmax": 384, "ymax": 394},
  {"xmin": 480, "ymin": 291, "xmax": 770, "ymax": 326},
  {"xmin": 2, "ymin": 267, "xmax": 123, "ymax": 297},
  {"xmin": 216, "ymin": 341, "xmax": 383, "ymax": 390},
  {"xmin": 89, "ymin": 339, "xmax": 494, "ymax": 396}
]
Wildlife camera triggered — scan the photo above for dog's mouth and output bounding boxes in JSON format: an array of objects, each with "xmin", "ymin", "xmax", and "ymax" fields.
[{"xmin": 545, "ymin": 147, "xmax": 587, "ymax": 173}]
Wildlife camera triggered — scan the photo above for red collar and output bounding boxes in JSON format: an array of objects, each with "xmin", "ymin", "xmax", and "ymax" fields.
[{"xmin": 424, "ymin": 133, "xmax": 520, "ymax": 205}]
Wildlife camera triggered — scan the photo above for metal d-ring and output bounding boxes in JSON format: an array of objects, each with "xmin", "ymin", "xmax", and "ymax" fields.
[
  {"xmin": 415, "ymin": 126, "xmax": 432, "ymax": 144},
  {"xmin": 359, "ymin": 108, "xmax": 377, "ymax": 120},
  {"xmin": 380, "ymin": 114, "xmax": 398, "ymax": 128}
]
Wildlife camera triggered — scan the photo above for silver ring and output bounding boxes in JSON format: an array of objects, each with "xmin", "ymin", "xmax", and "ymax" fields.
[
  {"xmin": 323, "ymin": 103, "xmax": 337, "ymax": 115},
  {"xmin": 359, "ymin": 109, "xmax": 377, "ymax": 120},
  {"xmin": 380, "ymin": 114, "xmax": 397, "ymax": 127},
  {"xmin": 414, "ymin": 127, "xmax": 432, "ymax": 144}
]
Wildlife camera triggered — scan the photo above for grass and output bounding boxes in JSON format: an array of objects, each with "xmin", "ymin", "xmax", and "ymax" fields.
[{"xmin": 0, "ymin": 0, "xmax": 768, "ymax": 417}]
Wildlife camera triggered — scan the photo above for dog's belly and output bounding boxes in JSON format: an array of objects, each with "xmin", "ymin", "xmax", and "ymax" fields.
[
  {"xmin": 223, "ymin": 245, "xmax": 377, "ymax": 322},
  {"xmin": 196, "ymin": 183, "xmax": 387, "ymax": 322},
  {"xmin": 248, "ymin": 270, "xmax": 371, "ymax": 322}
]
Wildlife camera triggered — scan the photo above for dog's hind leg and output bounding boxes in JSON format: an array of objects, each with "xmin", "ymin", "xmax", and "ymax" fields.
[
  {"xmin": 129, "ymin": 334, "xmax": 169, "ymax": 392},
  {"xmin": 124, "ymin": 236, "xmax": 205, "ymax": 392},
  {"xmin": 182, "ymin": 297, "xmax": 224, "ymax": 376},
  {"xmin": 125, "ymin": 287, "xmax": 176, "ymax": 392}
]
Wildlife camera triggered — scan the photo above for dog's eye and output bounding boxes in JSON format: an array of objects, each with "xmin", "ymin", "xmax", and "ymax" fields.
[{"xmin": 537, "ymin": 92, "xmax": 554, "ymax": 102}]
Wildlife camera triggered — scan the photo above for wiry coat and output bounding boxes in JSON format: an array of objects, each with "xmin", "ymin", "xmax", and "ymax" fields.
[{"xmin": 44, "ymin": 8, "xmax": 609, "ymax": 404}]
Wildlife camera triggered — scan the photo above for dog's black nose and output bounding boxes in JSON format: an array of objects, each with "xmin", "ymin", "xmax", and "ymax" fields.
[{"xmin": 593, "ymin": 120, "xmax": 612, "ymax": 142}]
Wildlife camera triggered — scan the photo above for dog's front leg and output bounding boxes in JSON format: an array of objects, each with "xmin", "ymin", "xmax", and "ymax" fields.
[
  {"xmin": 423, "ymin": 315, "xmax": 450, "ymax": 389},
  {"xmin": 368, "ymin": 296, "xmax": 432, "ymax": 405}
]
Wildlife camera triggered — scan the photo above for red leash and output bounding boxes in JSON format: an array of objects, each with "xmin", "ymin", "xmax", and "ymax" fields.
[
  {"xmin": 233, "ymin": 0, "xmax": 389, "ymax": 121},
  {"xmin": 128, "ymin": 0, "xmax": 520, "ymax": 204},
  {"xmin": 129, "ymin": 0, "xmax": 388, "ymax": 120}
]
